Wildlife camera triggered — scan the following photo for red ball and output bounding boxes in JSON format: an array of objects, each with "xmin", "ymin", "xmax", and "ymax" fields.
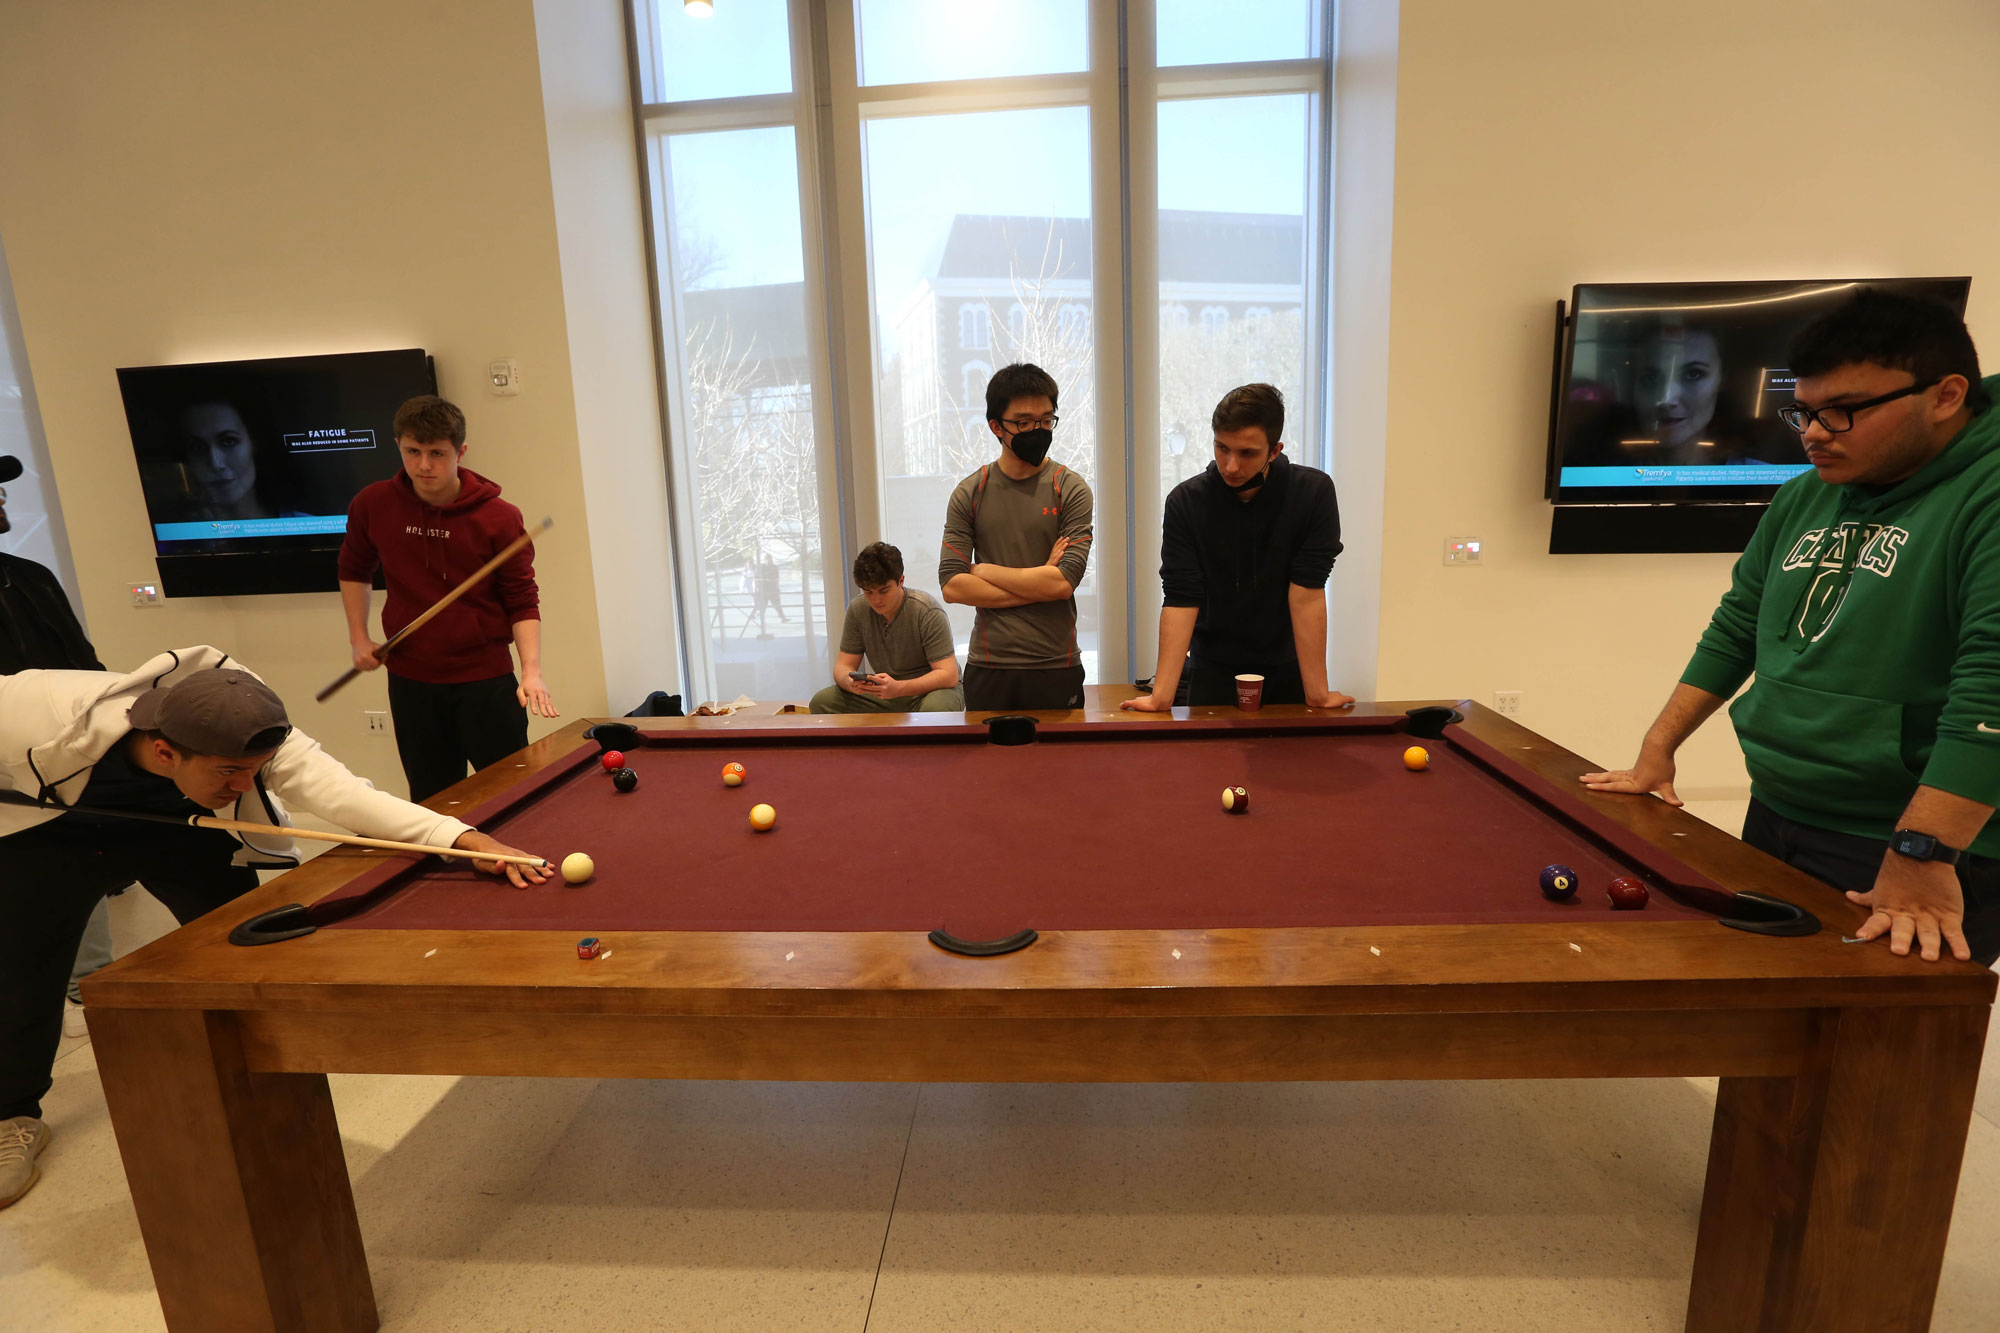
[
  {"xmin": 600, "ymin": 750, "xmax": 626, "ymax": 772},
  {"xmin": 1606, "ymin": 876, "xmax": 1650, "ymax": 910}
]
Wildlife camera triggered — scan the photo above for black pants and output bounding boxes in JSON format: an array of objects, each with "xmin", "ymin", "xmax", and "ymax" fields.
[
  {"xmin": 961, "ymin": 664, "xmax": 1087, "ymax": 712},
  {"xmin": 1743, "ymin": 798, "xmax": 2000, "ymax": 967},
  {"xmin": 1185, "ymin": 657, "xmax": 1305, "ymax": 708},
  {"xmin": 0, "ymin": 820, "xmax": 258, "ymax": 1120},
  {"xmin": 387, "ymin": 672, "xmax": 530, "ymax": 803}
]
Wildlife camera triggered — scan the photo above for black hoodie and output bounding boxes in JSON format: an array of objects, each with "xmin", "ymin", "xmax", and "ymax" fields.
[
  {"xmin": 1161, "ymin": 453, "xmax": 1342, "ymax": 667},
  {"xmin": 0, "ymin": 553, "xmax": 103, "ymax": 674}
]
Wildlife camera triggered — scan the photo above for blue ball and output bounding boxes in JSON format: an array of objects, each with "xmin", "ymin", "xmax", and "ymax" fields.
[{"xmin": 1538, "ymin": 864, "xmax": 1579, "ymax": 901}]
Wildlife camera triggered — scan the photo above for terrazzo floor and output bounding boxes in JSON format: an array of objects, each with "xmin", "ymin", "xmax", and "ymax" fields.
[{"xmin": 6, "ymin": 798, "xmax": 1998, "ymax": 1332}]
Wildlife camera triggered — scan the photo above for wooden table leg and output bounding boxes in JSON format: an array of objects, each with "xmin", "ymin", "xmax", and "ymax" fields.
[
  {"xmin": 90, "ymin": 1007, "xmax": 378, "ymax": 1333},
  {"xmin": 1687, "ymin": 1003, "xmax": 1989, "ymax": 1332}
]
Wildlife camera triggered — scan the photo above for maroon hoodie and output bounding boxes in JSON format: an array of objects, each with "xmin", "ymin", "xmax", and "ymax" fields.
[{"xmin": 338, "ymin": 467, "xmax": 540, "ymax": 684}]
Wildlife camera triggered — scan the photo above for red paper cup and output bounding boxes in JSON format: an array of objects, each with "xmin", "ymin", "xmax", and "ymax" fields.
[{"xmin": 1235, "ymin": 673, "xmax": 1265, "ymax": 711}]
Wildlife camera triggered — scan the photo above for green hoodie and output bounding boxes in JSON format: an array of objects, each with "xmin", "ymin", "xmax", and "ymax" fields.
[{"xmin": 1681, "ymin": 376, "xmax": 2000, "ymax": 856}]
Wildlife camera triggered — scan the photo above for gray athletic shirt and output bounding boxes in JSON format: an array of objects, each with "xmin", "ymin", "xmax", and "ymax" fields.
[
  {"xmin": 838, "ymin": 587, "xmax": 956, "ymax": 680},
  {"xmin": 937, "ymin": 459, "xmax": 1093, "ymax": 670}
]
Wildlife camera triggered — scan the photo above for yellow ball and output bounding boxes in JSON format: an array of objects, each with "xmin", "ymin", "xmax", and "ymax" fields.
[
  {"xmin": 1403, "ymin": 746, "xmax": 1430, "ymax": 771},
  {"xmin": 560, "ymin": 852, "xmax": 595, "ymax": 884},
  {"xmin": 749, "ymin": 803, "xmax": 777, "ymax": 832}
]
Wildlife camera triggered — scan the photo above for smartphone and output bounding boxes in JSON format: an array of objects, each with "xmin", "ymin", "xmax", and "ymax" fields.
[{"xmin": 849, "ymin": 672, "xmax": 873, "ymax": 682}]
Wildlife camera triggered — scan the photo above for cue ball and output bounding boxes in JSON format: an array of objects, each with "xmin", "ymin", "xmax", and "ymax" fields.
[
  {"xmin": 1538, "ymin": 864, "xmax": 1578, "ymax": 901},
  {"xmin": 1403, "ymin": 746, "xmax": 1430, "ymax": 771},
  {"xmin": 612, "ymin": 767, "xmax": 638, "ymax": 793},
  {"xmin": 1221, "ymin": 785, "xmax": 1250, "ymax": 813},
  {"xmin": 722, "ymin": 762, "xmax": 745, "ymax": 787},
  {"xmin": 1606, "ymin": 876, "xmax": 1650, "ymax": 910},
  {"xmin": 560, "ymin": 852, "xmax": 595, "ymax": 884},
  {"xmin": 749, "ymin": 803, "xmax": 777, "ymax": 832},
  {"xmin": 600, "ymin": 750, "xmax": 626, "ymax": 772}
]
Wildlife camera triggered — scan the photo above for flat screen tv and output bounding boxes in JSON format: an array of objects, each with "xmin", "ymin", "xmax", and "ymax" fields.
[
  {"xmin": 117, "ymin": 349, "xmax": 436, "ymax": 596},
  {"xmin": 1544, "ymin": 277, "xmax": 1971, "ymax": 553}
]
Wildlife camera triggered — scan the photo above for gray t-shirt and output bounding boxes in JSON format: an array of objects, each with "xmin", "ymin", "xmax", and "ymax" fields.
[
  {"xmin": 937, "ymin": 459, "xmax": 1093, "ymax": 669},
  {"xmin": 838, "ymin": 587, "xmax": 956, "ymax": 680}
]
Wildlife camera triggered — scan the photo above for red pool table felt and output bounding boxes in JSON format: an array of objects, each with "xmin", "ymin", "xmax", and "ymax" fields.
[{"xmin": 308, "ymin": 716, "xmax": 1732, "ymax": 939}]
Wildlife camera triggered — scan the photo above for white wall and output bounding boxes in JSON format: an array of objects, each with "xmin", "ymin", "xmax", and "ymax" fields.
[
  {"xmin": 1372, "ymin": 0, "xmax": 2000, "ymax": 794},
  {"xmin": 0, "ymin": 0, "xmax": 609, "ymax": 797},
  {"xmin": 533, "ymin": 0, "xmax": 685, "ymax": 714}
]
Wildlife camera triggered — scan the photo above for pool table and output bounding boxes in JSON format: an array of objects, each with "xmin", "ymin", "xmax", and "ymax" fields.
[{"xmin": 82, "ymin": 697, "xmax": 1996, "ymax": 1333}]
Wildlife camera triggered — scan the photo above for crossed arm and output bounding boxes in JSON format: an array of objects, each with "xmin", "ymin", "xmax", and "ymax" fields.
[{"xmin": 943, "ymin": 536, "xmax": 1076, "ymax": 607}]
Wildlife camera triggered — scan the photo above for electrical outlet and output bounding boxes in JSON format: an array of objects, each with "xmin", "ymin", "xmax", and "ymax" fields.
[
  {"xmin": 365, "ymin": 711, "xmax": 388, "ymax": 735},
  {"xmin": 1495, "ymin": 690, "xmax": 1522, "ymax": 717},
  {"xmin": 129, "ymin": 581, "xmax": 161, "ymax": 607},
  {"xmin": 1444, "ymin": 537, "xmax": 1483, "ymax": 566}
]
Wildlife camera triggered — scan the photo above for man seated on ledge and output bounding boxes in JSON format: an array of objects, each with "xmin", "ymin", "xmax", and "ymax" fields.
[
  {"xmin": 812, "ymin": 542, "xmax": 963, "ymax": 714},
  {"xmin": 0, "ymin": 647, "xmax": 541, "ymax": 1209}
]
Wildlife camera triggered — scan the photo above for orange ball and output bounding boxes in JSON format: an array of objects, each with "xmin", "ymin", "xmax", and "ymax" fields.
[{"xmin": 722, "ymin": 762, "xmax": 745, "ymax": 787}]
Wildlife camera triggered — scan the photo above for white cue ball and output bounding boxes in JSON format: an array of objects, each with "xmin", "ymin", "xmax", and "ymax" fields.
[{"xmin": 560, "ymin": 852, "xmax": 595, "ymax": 884}]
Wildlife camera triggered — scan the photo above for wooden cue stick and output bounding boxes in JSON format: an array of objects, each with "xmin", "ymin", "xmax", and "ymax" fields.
[
  {"xmin": 189, "ymin": 814, "xmax": 551, "ymax": 868},
  {"xmin": 316, "ymin": 514, "xmax": 555, "ymax": 703}
]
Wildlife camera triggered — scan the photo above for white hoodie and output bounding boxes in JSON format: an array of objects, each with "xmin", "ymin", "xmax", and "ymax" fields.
[{"xmin": 0, "ymin": 645, "xmax": 473, "ymax": 865}]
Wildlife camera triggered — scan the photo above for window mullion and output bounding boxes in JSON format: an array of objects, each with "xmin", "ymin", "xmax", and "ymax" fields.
[
  {"xmin": 1084, "ymin": 0, "xmax": 1130, "ymax": 684},
  {"xmin": 639, "ymin": 92, "xmax": 800, "ymax": 134},
  {"xmin": 851, "ymin": 70, "xmax": 1095, "ymax": 119},
  {"xmin": 1126, "ymin": 0, "xmax": 1164, "ymax": 685},
  {"xmin": 816, "ymin": 0, "xmax": 882, "ymax": 569},
  {"xmin": 1155, "ymin": 57, "xmax": 1325, "ymax": 98}
]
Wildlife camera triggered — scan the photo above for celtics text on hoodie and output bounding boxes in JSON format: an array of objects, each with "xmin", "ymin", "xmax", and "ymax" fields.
[
  {"xmin": 337, "ymin": 468, "xmax": 540, "ymax": 684},
  {"xmin": 1681, "ymin": 376, "xmax": 2000, "ymax": 855}
]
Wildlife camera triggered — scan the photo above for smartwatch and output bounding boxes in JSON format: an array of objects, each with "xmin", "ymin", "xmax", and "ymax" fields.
[{"xmin": 1889, "ymin": 829, "xmax": 1963, "ymax": 865}]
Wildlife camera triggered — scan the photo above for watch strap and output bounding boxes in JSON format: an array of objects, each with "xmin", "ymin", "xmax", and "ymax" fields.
[{"xmin": 1891, "ymin": 829, "xmax": 1963, "ymax": 865}]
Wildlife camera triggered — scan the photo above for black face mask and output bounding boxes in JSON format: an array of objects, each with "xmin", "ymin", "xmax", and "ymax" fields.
[
  {"xmin": 1223, "ymin": 463, "xmax": 1269, "ymax": 492},
  {"xmin": 1007, "ymin": 428, "xmax": 1053, "ymax": 467}
]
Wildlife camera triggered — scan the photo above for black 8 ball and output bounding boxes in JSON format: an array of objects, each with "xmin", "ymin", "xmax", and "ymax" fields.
[{"xmin": 612, "ymin": 767, "xmax": 639, "ymax": 794}]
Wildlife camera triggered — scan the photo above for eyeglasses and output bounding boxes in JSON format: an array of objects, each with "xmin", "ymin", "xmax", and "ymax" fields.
[
  {"xmin": 999, "ymin": 414, "xmax": 1059, "ymax": 433},
  {"xmin": 1779, "ymin": 379, "xmax": 1938, "ymax": 434}
]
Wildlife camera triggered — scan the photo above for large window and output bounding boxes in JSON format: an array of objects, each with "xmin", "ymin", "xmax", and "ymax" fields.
[
  {"xmin": 864, "ymin": 103, "xmax": 1100, "ymax": 669},
  {"xmin": 632, "ymin": 1, "xmax": 1331, "ymax": 699},
  {"xmin": 634, "ymin": 4, "xmax": 836, "ymax": 702}
]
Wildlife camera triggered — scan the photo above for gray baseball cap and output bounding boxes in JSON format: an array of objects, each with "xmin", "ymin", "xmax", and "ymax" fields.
[{"xmin": 127, "ymin": 668, "xmax": 292, "ymax": 758}]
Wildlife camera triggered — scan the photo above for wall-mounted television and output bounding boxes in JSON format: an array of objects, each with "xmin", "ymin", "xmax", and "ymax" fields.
[
  {"xmin": 1544, "ymin": 277, "xmax": 1971, "ymax": 553},
  {"xmin": 117, "ymin": 349, "xmax": 436, "ymax": 595}
]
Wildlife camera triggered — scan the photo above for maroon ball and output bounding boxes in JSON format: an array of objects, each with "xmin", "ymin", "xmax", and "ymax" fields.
[
  {"xmin": 1606, "ymin": 876, "xmax": 1650, "ymax": 910},
  {"xmin": 600, "ymin": 750, "xmax": 626, "ymax": 772}
]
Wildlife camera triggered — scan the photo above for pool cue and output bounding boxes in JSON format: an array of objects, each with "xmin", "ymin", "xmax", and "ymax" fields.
[
  {"xmin": 316, "ymin": 514, "xmax": 555, "ymax": 703},
  {"xmin": 0, "ymin": 790, "xmax": 550, "ymax": 869}
]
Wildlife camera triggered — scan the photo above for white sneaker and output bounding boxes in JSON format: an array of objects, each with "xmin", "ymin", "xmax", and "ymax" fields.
[
  {"xmin": 62, "ymin": 1001, "xmax": 88, "ymax": 1040},
  {"xmin": 0, "ymin": 1117, "xmax": 51, "ymax": 1209}
]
